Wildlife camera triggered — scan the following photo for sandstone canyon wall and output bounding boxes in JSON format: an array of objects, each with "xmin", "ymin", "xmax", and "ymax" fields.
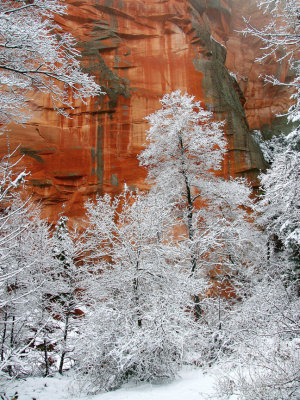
[{"xmin": 1, "ymin": 0, "xmax": 293, "ymax": 223}]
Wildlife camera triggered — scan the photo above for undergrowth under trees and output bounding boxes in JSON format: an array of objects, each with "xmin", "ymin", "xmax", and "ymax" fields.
[{"xmin": 75, "ymin": 189, "xmax": 205, "ymax": 392}]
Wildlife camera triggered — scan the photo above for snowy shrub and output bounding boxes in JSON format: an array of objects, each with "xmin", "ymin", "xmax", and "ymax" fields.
[
  {"xmin": 214, "ymin": 275, "xmax": 300, "ymax": 400},
  {"xmin": 75, "ymin": 306, "xmax": 198, "ymax": 393},
  {"xmin": 216, "ymin": 338, "xmax": 300, "ymax": 400},
  {"xmin": 74, "ymin": 189, "xmax": 206, "ymax": 392}
]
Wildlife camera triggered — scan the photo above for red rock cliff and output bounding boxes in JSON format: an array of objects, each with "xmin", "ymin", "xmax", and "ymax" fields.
[{"xmin": 1, "ymin": 0, "xmax": 292, "ymax": 223}]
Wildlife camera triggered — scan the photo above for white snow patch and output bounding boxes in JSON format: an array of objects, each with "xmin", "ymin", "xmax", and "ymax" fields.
[{"xmin": 2, "ymin": 367, "xmax": 217, "ymax": 400}]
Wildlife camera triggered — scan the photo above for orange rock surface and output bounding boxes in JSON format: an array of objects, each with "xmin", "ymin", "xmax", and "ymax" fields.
[{"xmin": 0, "ymin": 0, "xmax": 292, "ymax": 223}]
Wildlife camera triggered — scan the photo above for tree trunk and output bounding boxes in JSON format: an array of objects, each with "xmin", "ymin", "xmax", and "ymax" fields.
[
  {"xmin": 8, "ymin": 315, "xmax": 15, "ymax": 376},
  {"xmin": 44, "ymin": 338, "xmax": 49, "ymax": 377},
  {"xmin": 58, "ymin": 311, "xmax": 69, "ymax": 375},
  {"xmin": 178, "ymin": 135, "xmax": 197, "ymax": 273},
  {"xmin": 1, "ymin": 312, "xmax": 8, "ymax": 362},
  {"xmin": 133, "ymin": 258, "xmax": 142, "ymax": 327}
]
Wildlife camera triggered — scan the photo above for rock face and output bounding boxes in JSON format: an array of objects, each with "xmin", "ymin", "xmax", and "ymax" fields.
[{"xmin": 1, "ymin": 0, "xmax": 292, "ymax": 223}]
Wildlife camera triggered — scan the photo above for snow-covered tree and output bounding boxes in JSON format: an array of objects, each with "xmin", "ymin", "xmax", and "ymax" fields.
[
  {"xmin": 242, "ymin": 0, "xmax": 299, "ymax": 122},
  {"xmin": 75, "ymin": 189, "xmax": 205, "ymax": 392},
  {"xmin": 0, "ymin": 195, "xmax": 54, "ymax": 378},
  {"xmin": 0, "ymin": 205, "xmax": 91, "ymax": 377},
  {"xmin": 0, "ymin": 151, "xmax": 57, "ymax": 378},
  {"xmin": 237, "ymin": 131, "xmax": 300, "ymax": 400},
  {"xmin": 49, "ymin": 215, "xmax": 88, "ymax": 375},
  {"xmin": 214, "ymin": 4, "xmax": 300, "ymax": 398},
  {"xmin": 139, "ymin": 91, "xmax": 263, "ymax": 320},
  {"xmin": 139, "ymin": 90, "xmax": 226, "ymax": 273},
  {"xmin": 0, "ymin": 0, "xmax": 103, "ymax": 127},
  {"xmin": 242, "ymin": 0, "xmax": 300, "ymax": 275},
  {"xmin": 0, "ymin": 153, "xmax": 88, "ymax": 378},
  {"xmin": 257, "ymin": 131, "xmax": 300, "ymax": 270},
  {"xmin": 214, "ymin": 258, "xmax": 300, "ymax": 400}
]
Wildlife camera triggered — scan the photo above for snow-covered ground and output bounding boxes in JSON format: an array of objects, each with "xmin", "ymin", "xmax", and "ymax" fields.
[{"xmin": 2, "ymin": 367, "xmax": 218, "ymax": 400}]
